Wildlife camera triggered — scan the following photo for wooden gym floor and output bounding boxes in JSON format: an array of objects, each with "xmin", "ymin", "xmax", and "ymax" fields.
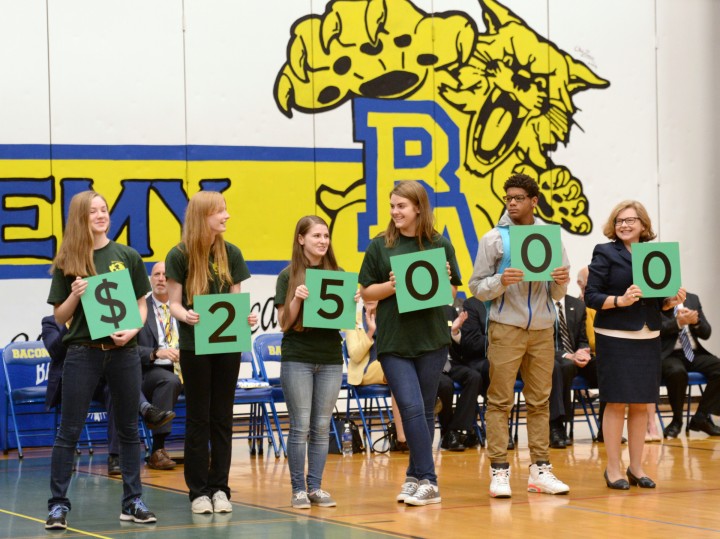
[{"xmin": 2, "ymin": 419, "xmax": 720, "ymax": 539}]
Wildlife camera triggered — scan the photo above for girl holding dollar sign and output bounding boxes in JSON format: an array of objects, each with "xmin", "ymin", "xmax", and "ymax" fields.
[
  {"xmin": 165, "ymin": 191, "xmax": 257, "ymax": 515},
  {"xmin": 45, "ymin": 191, "xmax": 156, "ymax": 530},
  {"xmin": 358, "ymin": 180, "xmax": 462, "ymax": 506}
]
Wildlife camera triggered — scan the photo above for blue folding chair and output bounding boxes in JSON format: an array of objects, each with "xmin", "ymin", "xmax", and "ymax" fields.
[
  {"xmin": 656, "ymin": 371, "xmax": 708, "ymax": 434},
  {"xmin": 233, "ymin": 351, "xmax": 284, "ymax": 458},
  {"xmin": 341, "ymin": 340, "xmax": 393, "ymax": 451},
  {"xmin": 1, "ymin": 341, "xmax": 55, "ymax": 458},
  {"xmin": 569, "ymin": 375, "xmax": 600, "ymax": 441},
  {"xmin": 252, "ymin": 334, "xmax": 289, "ymax": 456}
]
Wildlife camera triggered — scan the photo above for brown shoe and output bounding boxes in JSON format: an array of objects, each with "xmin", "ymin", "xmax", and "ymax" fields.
[{"xmin": 147, "ymin": 448, "xmax": 176, "ymax": 470}]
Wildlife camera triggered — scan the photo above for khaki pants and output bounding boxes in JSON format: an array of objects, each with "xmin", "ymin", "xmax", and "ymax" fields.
[{"xmin": 486, "ymin": 322, "xmax": 554, "ymax": 464}]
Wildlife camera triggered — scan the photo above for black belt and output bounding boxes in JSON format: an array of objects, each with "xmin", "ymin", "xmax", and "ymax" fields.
[{"xmin": 79, "ymin": 342, "xmax": 122, "ymax": 350}]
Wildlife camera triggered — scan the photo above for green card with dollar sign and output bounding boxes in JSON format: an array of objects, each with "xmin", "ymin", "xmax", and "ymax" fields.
[{"xmin": 82, "ymin": 269, "xmax": 143, "ymax": 340}]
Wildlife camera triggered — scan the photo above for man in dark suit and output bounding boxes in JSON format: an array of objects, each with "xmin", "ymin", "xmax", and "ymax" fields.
[
  {"xmin": 660, "ymin": 292, "xmax": 720, "ymax": 438},
  {"xmin": 548, "ymin": 295, "xmax": 596, "ymax": 448},
  {"xmin": 437, "ymin": 302, "xmax": 483, "ymax": 451},
  {"xmin": 136, "ymin": 262, "xmax": 183, "ymax": 469},
  {"xmin": 41, "ymin": 316, "xmax": 175, "ymax": 475}
]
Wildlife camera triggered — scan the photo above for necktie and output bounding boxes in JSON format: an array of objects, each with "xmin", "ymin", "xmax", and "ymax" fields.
[
  {"xmin": 160, "ymin": 304, "xmax": 176, "ymax": 348},
  {"xmin": 674, "ymin": 306, "xmax": 695, "ymax": 362},
  {"xmin": 556, "ymin": 302, "xmax": 573, "ymax": 354}
]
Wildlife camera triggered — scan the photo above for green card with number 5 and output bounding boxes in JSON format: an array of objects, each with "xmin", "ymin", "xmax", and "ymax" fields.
[
  {"xmin": 82, "ymin": 269, "xmax": 143, "ymax": 340},
  {"xmin": 194, "ymin": 293, "xmax": 252, "ymax": 355},
  {"xmin": 303, "ymin": 269, "xmax": 358, "ymax": 330}
]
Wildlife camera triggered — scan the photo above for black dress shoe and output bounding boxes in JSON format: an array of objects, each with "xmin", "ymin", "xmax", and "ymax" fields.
[
  {"xmin": 563, "ymin": 432, "xmax": 573, "ymax": 446},
  {"xmin": 441, "ymin": 430, "xmax": 466, "ymax": 451},
  {"xmin": 550, "ymin": 428, "xmax": 566, "ymax": 449},
  {"xmin": 689, "ymin": 414, "xmax": 720, "ymax": 436},
  {"xmin": 626, "ymin": 468, "xmax": 656, "ymax": 488},
  {"xmin": 594, "ymin": 431, "xmax": 627, "ymax": 444},
  {"xmin": 604, "ymin": 470, "xmax": 629, "ymax": 490},
  {"xmin": 143, "ymin": 405, "xmax": 176, "ymax": 430},
  {"xmin": 107, "ymin": 455, "xmax": 121, "ymax": 476},
  {"xmin": 507, "ymin": 436, "xmax": 515, "ymax": 451},
  {"xmin": 462, "ymin": 430, "xmax": 481, "ymax": 449},
  {"xmin": 663, "ymin": 420, "xmax": 682, "ymax": 439}
]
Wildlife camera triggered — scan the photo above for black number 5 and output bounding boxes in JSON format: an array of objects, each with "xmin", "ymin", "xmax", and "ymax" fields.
[
  {"xmin": 317, "ymin": 278, "xmax": 344, "ymax": 320},
  {"xmin": 208, "ymin": 301, "xmax": 237, "ymax": 344}
]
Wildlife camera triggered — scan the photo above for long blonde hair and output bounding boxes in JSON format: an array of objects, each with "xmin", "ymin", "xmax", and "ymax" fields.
[
  {"xmin": 281, "ymin": 215, "xmax": 339, "ymax": 332},
  {"xmin": 51, "ymin": 191, "xmax": 109, "ymax": 277},
  {"xmin": 180, "ymin": 191, "xmax": 232, "ymax": 300},
  {"xmin": 383, "ymin": 180, "xmax": 438, "ymax": 249}
]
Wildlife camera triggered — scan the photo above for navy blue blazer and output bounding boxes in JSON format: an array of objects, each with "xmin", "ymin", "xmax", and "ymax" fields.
[
  {"xmin": 41, "ymin": 315, "xmax": 67, "ymax": 411},
  {"xmin": 585, "ymin": 241, "xmax": 664, "ymax": 332}
]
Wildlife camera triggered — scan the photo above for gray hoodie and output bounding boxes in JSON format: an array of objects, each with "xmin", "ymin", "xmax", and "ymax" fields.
[{"xmin": 468, "ymin": 212, "xmax": 569, "ymax": 330}]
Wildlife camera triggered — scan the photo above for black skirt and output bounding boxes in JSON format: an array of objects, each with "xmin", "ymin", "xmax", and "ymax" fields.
[{"xmin": 596, "ymin": 332, "xmax": 661, "ymax": 403}]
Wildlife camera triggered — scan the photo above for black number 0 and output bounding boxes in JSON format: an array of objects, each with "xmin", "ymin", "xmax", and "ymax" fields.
[
  {"xmin": 521, "ymin": 233, "xmax": 552, "ymax": 273},
  {"xmin": 317, "ymin": 278, "xmax": 344, "ymax": 320},
  {"xmin": 642, "ymin": 251, "xmax": 672, "ymax": 290},
  {"xmin": 406, "ymin": 260, "xmax": 439, "ymax": 301},
  {"xmin": 208, "ymin": 301, "xmax": 238, "ymax": 344}
]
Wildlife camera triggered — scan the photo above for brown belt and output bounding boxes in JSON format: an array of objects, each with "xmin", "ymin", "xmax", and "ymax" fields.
[{"xmin": 80, "ymin": 342, "xmax": 122, "ymax": 350}]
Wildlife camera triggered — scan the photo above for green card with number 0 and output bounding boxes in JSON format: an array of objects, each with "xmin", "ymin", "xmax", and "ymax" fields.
[
  {"xmin": 509, "ymin": 225, "xmax": 562, "ymax": 281},
  {"xmin": 391, "ymin": 248, "xmax": 453, "ymax": 314},
  {"xmin": 81, "ymin": 269, "xmax": 143, "ymax": 340},
  {"xmin": 194, "ymin": 293, "xmax": 252, "ymax": 355},
  {"xmin": 631, "ymin": 242, "xmax": 681, "ymax": 298}
]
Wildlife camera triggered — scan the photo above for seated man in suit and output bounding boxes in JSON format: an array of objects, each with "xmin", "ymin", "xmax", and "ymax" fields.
[
  {"xmin": 136, "ymin": 261, "xmax": 184, "ymax": 469},
  {"xmin": 548, "ymin": 294, "xmax": 596, "ymax": 448},
  {"xmin": 437, "ymin": 303, "xmax": 482, "ymax": 451},
  {"xmin": 660, "ymin": 291, "xmax": 720, "ymax": 438},
  {"xmin": 41, "ymin": 315, "xmax": 175, "ymax": 475}
]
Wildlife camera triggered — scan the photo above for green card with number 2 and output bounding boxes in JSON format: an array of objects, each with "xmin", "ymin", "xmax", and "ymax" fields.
[{"xmin": 194, "ymin": 293, "xmax": 252, "ymax": 355}]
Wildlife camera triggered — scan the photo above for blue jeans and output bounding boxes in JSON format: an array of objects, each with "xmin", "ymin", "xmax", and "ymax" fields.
[
  {"xmin": 281, "ymin": 361, "xmax": 342, "ymax": 493},
  {"xmin": 49, "ymin": 345, "xmax": 143, "ymax": 510},
  {"xmin": 380, "ymin": 347, "xmax": 447, "ymax": 484}
]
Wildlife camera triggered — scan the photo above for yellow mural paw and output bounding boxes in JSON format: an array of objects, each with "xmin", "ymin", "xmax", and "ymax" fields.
[
  {"xmin": 536, "ymin": 167, "xmax": 592, "ymax": 234},
  {"xmin": 274, "ymin": 0, "xmax": 475, "ymax": 117}
]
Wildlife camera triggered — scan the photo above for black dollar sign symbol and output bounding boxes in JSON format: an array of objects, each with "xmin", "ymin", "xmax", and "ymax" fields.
[{"xmin": 95, "ymin": 278, "xmax": 126, "ymax": 329}]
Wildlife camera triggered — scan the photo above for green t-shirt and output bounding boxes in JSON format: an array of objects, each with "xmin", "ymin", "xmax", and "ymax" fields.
[
  {"xmin": 46, "ymin": 240, "xmax": 151, "ymax": 346},
  {"xmin": 358, "ymin": 234, "xmax": 462, "ymax": 358},
  {"xmin": 274, "ymin": 266, "xmax": 343, "ymax": 365},
  {"xmin": 165, "ymin": 241, "xmax": 251, "ymax": 351}
]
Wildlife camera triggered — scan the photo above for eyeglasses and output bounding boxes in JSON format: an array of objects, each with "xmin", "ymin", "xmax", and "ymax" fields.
[
  {"xmin": 502, "ymin": 195, "xmax": 528, "ymax": 204},
  {"xmin": 615, "ymin": 217, "xmax": 639, "ymax": 226}
]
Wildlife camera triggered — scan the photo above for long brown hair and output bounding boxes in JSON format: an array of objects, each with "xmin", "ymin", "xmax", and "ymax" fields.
[
  {"xmin": 281, "ymin": 215, "xmax": 339, "ymax": 332},
  {"xmin": 51, "ymin": 191, "xmax": 109, "ymax": 276},
  {"xmin": 383, "ymin": 180, "xmax": 438, "ymax": 249},
  {"xmin": 602, "ymin": 200, "xmax": 656, "ymax": 242},
  {"xmin": 180, "ymin": 191, "xmax": 232, "ymax": 300}
]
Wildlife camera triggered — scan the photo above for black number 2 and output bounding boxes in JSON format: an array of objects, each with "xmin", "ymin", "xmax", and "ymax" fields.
[
  {"xmin": 208, "ymin": 301, "xmax": 237, "ymax": 344},
  {"xmin": 317, "ymin": 278, "xmax": 344, "ymax": 320}
]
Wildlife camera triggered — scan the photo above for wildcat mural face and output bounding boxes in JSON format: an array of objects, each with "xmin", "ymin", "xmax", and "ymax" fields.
[{"xmin": 275, "ymin": 0, "xmax": 609, "ymax": 243}]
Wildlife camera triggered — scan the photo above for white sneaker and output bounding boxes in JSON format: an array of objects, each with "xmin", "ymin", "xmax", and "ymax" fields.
[
  {"xmin": 396, "ymin": 477, "xmax": 419, "ymax": 502},
  {"xmin": 489, "ymin": 465, "xmax": 512, "ymax": 498},
  {"xmin": 191, "ymin": 495, "xmax": 213, "ymax": 514},
  {"xmin": 404, "ymin": 479, "xmax": 441, "ymax": 506},
  {"xmin": 527, "ymin": 462, "xmax": 570, "ymax": 494},
  {"xmin": 212, "ymin": 491, "xmax": 233, "ymax": 513}
]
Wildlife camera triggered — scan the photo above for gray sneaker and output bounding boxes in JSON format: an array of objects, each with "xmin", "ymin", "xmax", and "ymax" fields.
[
  {"xmin": 396, "ymin": 477, "xmax": 419, "ymax": 502},
  {"xmin": 404, "ymin": 479, "xmax": 441, "ymax": 506},
  {"xmin": 307, "ymin": 489, "xmax": 337, "ymax": 507},
  {"xmin": 291, "ymin": 491, "xmax": 311, "ymax": 509}
]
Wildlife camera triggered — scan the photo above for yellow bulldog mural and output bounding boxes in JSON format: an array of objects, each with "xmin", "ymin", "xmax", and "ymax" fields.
[{"xmin": 274, "ymin": 0, "xmax": 609, "ymax": 262}]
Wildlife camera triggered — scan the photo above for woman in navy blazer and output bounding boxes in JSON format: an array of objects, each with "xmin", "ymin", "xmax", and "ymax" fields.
[{"xmin": 586, "ymin": 200, "xmax": 685, "ymax": 490}]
